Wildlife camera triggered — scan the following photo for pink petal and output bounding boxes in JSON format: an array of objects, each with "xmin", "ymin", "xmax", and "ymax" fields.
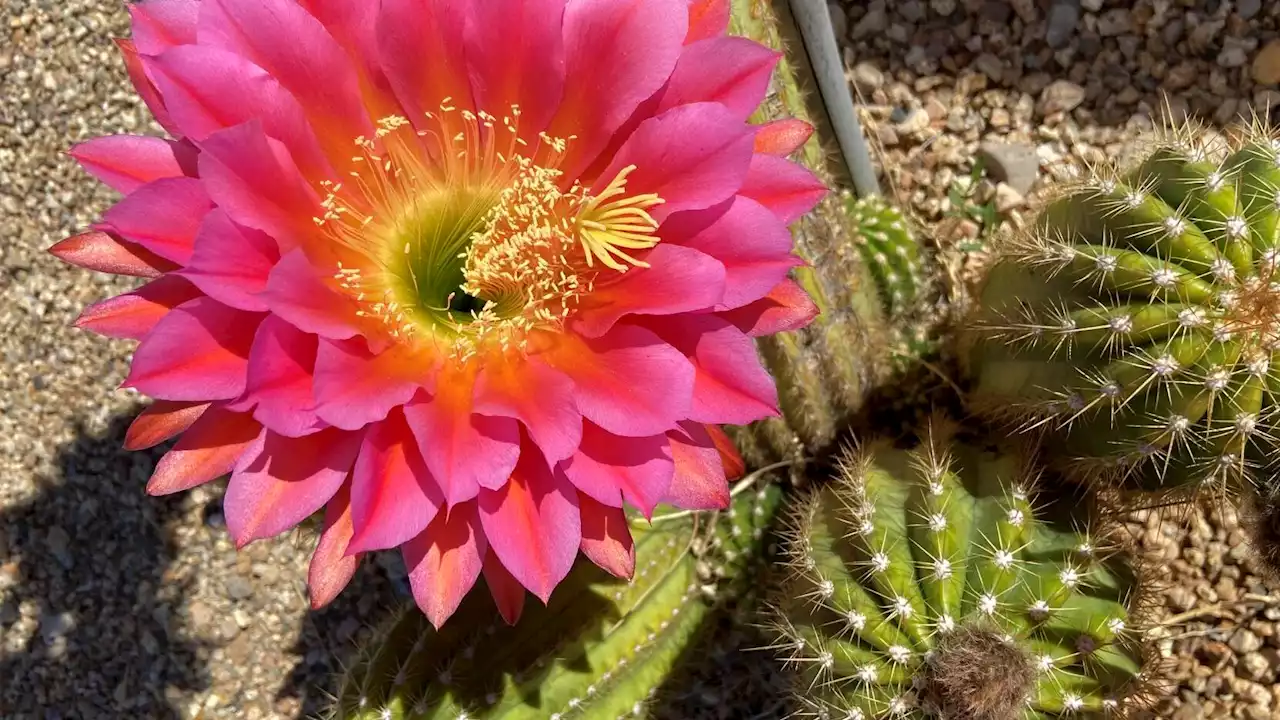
[
  {"xmin": 376, "ymin": 0, "xmax": 472, "ymax": 120},
  {"xmin": 48, "ymin": 230, "xmax": 175, "ymax": 278},
  {"xmin": 403, "ymin": 367, "xmax": 521, "ymax": 505},
  {"xmin": 196, "ymin": 121, "xmax": 322, "ymax": 252},
  {"xmin": 686, "ymin": 0, "xmax": 729, "ymax": 43},
  {"xmin": 225, "ymin": 427, "xmax": 362, "ymax": 546},
  {"xmin": 308, "ymin": 480, "xmax": 360, "ymax": 609},
  {"xmin": 128, "ymin": 0, "xmax": 198, "ymax": 54},
  {"xmin": 348, "ymin": 412, "xmax": 444, "ymax": 553},
  {"xmin": 545, "ymin": 324, "xmax": 694, "ymax": 437},
  {"xmin": 182, "ymin": 210, "xmax": 280, "ymax": 313},
  {"xmin": 740, "ymin": 154, "xmax": 827, "ymax": 224},
  {"xmin": 116, "ymin": 39, "xmax": 179, "ymax": 136},
  {"xmin": 262, "ymin": 249, "xmax": 364, "ymax": 341},
  {"xmin": 479, "ymin": 445, "xmax": 580, "ymax": 603},
  {"xmin": 199, "ymin": 0, "xmax": 375, "ymax": 158},
  {"xmin": 706, "ymin": 423, "xmax": 745, "ymax": 480},
  {"xmin": 147, "ymin": 405, "xmax": 261, "ymax": 495},
  {"xmin": 719, "ymin": 278, "xmax": 819, "ymax": 337},
  {"xmin": 663, "ymin": 421, "xmax": 731, "ymax": 510},
  {"xmin": 647, "ymin": 314, "xmax": 778, "ymax": 425},
  {"xmin": 101, "ymin": 177, "xmax": 212, "ymax": 264},
  {"xmin": 673, "ymin": 196, "xmax": 801, "ymax": 310},
  {"xmin": 313, "ymin": 339, "xmax": 428, "ymax": 431},
  {"xmin": 125, "ymin": 400, "xmax": 209, "ymax": 451},
  {"xmin": 573, "ymin": 244, "xmax": 725, "ymax": 338},
  {"xmin": 237, "ymin": 315, "xmax": 325, "ymax": 438},
  {"xmin": 464, "ymin": 0, "xmax": 566, "ymax": 139},
  {"xmin": 482, "ymin": 551, "xmax": 526, "ymax": 626},
  {"xmin": 658, "ymin": 37, "xmax": 779, "ymax": 121},
  {"xmin": 70, "ymin": 135, "xmax": 197, "ymax": 194},
  {"xmin": 753, "ymin": 118, "xmax": 813, "ymax": 157},
  {"xmin": 295, "ymin": 0, "xmax": 399, "ymax": 117},
  {"xmin": 548, "ymin": 0, "xmax": 688, "ymax": 177},
  {"xmin": 578, "ymin": 494, "xmax": 635, "ymax": 580},
  {"xmin": 74, "ymin": 274, "xmax": 202, "ymax": 340},
  {"xmin": 596, "ymin": 102, "xmax": 755, "ymax": 222},
  {"xmin": 403, "ymin": 501, "xmax": 487, "ymax": 629},
  {"xmin": 561, "ymin": 423, "xmax": 673, "ymax": 517},
  {"xmin": 124, "ymin": 297, "xmax": 262, "ymax": 401},
  {"xmin": 474, "ymin": 356, "xmax": 582, "ymax": 464},
  {"xmin": 145, "ymin": 45, "xmax": 332, "ymax": 181}
]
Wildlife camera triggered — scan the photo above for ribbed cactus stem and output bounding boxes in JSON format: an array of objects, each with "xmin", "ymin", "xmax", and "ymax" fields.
[
  {"xmin": 844, "ymin": 195, "xmax": 924, "ymax": 318},
  {"xmin": 330, "ymin": 479, "xmax": 782, "ymax": 720},
  {"xmin": 727, "ymin": 0, "xmax": 904, "ymax": 466},
  {"xmin": 769, "ymin": 420, "xmax": 1156, "ymax": 718},
  {"xmin": 964, "ymin": 119, "xmax": 1280, "ymax": 501}
]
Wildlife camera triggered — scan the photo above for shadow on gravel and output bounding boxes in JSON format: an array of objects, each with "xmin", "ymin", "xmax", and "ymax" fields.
[{"xmin": 0, "ymin": 410, "xmax": 207, "ymax": 719}]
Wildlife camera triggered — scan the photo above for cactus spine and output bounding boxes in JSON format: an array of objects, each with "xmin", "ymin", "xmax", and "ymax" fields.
[
  {"xmin": 771, "ymin": 422, "xmax": 1154, "ymax": 719},
  {"xmin": 965, "ymin": 120, "xmax": 1280, "ymax": 500},
  {"xmin": 330, "ymin": 479, "xmax": 782, "ymax": 720}
]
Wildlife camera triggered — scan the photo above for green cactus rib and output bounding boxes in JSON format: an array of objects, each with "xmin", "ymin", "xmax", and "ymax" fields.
[
  {"xmin": 330, "ymin": 481, "xmax": 782, "ymax": 720},
  {"xmin": 771, "ymin": 424, "xmax": 1154, "ymax": 719},
  {"xmin": 965, "ymin": 122, "xmax": 1280, "ymax": 498},
  {"xmin": 844, "ymin": 194, "xmax": 923, "ymax": 317},
  {"xmin": 725, "ymin": 0, "xmax": 898, "ymax": 466}
]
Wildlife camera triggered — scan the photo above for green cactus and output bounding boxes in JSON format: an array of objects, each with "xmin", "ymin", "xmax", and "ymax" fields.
[
  {"xmin": 329, "ymin": 479, "xmax": 782, "ymax": 720},
  {"xmin": 844, "ymin": 193, "xmax": 924, "ymax": 318},
  {"xmin": 964, "ymin": 121, "xmax": 1280, "ymax": 499},
  {"xmin": 770, "ymin": 422, "xmax": 1155, "ymax": 719}
]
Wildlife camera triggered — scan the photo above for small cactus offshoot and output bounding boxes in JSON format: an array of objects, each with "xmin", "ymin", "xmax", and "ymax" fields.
[
  {"xmin": 331, "ymin": 478, "xmax": 782, "ymax": 720},
  {"xmin": 966, "ymin": 120, "xmax": 1280, "ymax": 498},
  {"xmin": 844, "ymin": 194, "xmax": 923, "ymax": 317},
  {"xmin": 770, "ymin": 422, "xmax": 1154, "ymax": 719}
]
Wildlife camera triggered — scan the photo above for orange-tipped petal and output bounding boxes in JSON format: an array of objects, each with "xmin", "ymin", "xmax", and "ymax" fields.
[
  {"xmin": 48, "ymin": 230, "xmax": 173, "ymax": 278},
  {"xmin": 308, "ymin": 480, "xmax": 360, "ymax": 609},
  {"xmin": 125, "ymin": 400, "xmax": 209, "ymax": 451},
  {"xmin": 146, "ymin": 405, "xmax": 261, "ymax": 495},
  {"xmin": 482, "ymin": 550, "xmax": 526, "ymax": 626},
  {"xmin": 685, "ymin": 0, "xmax": 728, "ymax": 44},
  {"xmin": 74, "ymin": 275, "xmax": 201, "ymax": 340},
  {"xmin": 753, "ymin": 118, "xmax": 813, "ymax": 157},
  {"xmin": 404, "ymin": 502, "xmax": 487, "ymax": 629},
  {"xmin": 705, "ymin": 424, "xmax": 745, "ymax": 481},
  {"xmin": 579, "ymin": 493, "xmax": 635, "ymax": 580},
  {"xmin": 663, "ymin": 421, "xmax": 731, "ymax": 510}
]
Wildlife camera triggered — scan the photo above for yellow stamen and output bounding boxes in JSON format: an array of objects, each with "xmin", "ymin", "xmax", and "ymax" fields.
[{"xmin": 573, "ymin": 165, "xmax": 664, "ymax": 272}]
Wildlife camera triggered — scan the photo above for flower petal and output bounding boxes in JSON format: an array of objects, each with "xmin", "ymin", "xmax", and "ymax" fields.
[
  {"xmin": 753, "ymin": 118, "xmax": 813, "ymax": 157},
  {"xmin": 705, "ymin": 423, "xmax": 745, "ymax": 480},
  {"xmin": 545, "ymin": 324, "xmax": 694, "ymax": 437},
  {"xmin": 225, "ymin": 427, "xmax": 362, "ymax": 546},
  {"xmin": 313, "ymin": 339, "xmax": 429, "ymax": 431},
  {"xmin": 482, "ymin": 550, "xmax": 526, "ymax": 626},
  {"xmin": 128, "ymin": 0, "xmax": 199, "ymax": 54},
  {"xmin": 578, "ymin": 494, "xmax": 635, "ymax": 580},
  {"xmin": 719, "ymin": 278, "xmax": 819, "ymax": 337},
  {"xmin": 658, "ymin": 37, "xmax": 779, "ymax": 121},
  {"xmin": 463, "ymin": 0, "xmax": 566, "ymax": 138},
  {"xmin": 376, "ymin": 0, "xmax": 472, "ymax": 119},
  {"xmin": 403, "ymin": 501, "xmax": 487, "ymax": 629},
  {"xmin": 237, "ymin": 315, "xmax": 325, "ymax": 438},
  {"xmin": 479, "ymin": 446, "xmax": 580, "ymax": 603},
  {"xmin": 403, "ymin": 366, "xmax": 520, "ymax": 505},
  {"xmin": 674, "ymin": 195, "xmax": 802, "ymax": 310},
  {"xmin": 308, "ymin": 480, "xmax": 360, "ymax": 609},
  {"xmin": 262, "ymin": 249, "xmax": 365, "ymax": 341},
  {"xmin": 645, "ymin": 314, "xmax": 779, "ymax": 425},
  {"xmin": 663, "ymin": 421, "xmax": 730, "ymax": 510},
  {"xmin": 685, "ymin": 0, "xmax": 728, "ymax": 43},
  {"xmin": 125, "ymin": 400, "xmax": 209, "ymax": 451},
  {"xmin": 474, "ymin": 355, "xmax": 581, "ymax": 464},
  {"xmin": 101, "ymin": 177, "xmax": 212, "ymax": 264},
  {"xmin": 549, "ymin": 0, "xmax": 687, "ymax": 177},
  {"xmin": 124, "ymin": 297, "xmax": 262, "ymax": 401},
  {"xmin": 48, "ymin": 230, "xmax": 175, "ymax": 278},
  {"xmin": 74, "ymin": 275, "xmax": 201, "ymax": 340},
  {"xmin": 116, "ymin": 39, "xmax": 179, "ymax": 135},
  {"xmin": 182, "ymin": 210, "xmax": 280, "ymax": 312},
  {"xmin": 561, "ymin": 423, "xmax": 673, "ymax": 517},
  {"xmin": 348, "ymin": 412, "xmax": 444, "ymax": 554},
  {"xmin": 573, "ymin": 244, "xmax": 725, "ymax": 338},
  {"xmin": 69, "ymin": 135, "xmax": 197, "ymax": 195},
  {"xmin": 739, "ymin": 153, "xmax": 827, "ymax": 224},
  {"xmin": 597, "ymin": 102, "xmax": 754, "ymax": 222},
  {"xmin": 147, "ymin": 405, "xmax": 261, "ymax": 495}
]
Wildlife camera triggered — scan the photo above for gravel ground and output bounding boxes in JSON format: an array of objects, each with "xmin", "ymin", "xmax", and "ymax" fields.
[{"xmin": 3, "ymin": 0, "xmax": 1280, "ymax": 718}]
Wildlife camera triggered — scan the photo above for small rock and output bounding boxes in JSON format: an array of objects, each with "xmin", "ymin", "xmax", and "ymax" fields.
[
  {"xmin": 989, "ymin": 108, "xmax": 1011, "ymax": 129},
  {"xmin": 1238, "ymin": 0, "xmax": 1262, "ymax": 20},
  {"xmin": 876, "ymin": 124, "xmax": 899, "ymax": 147},
  {"xmin": 1172, "ymin": 703, "xmax": 1203, "ymax": 720},
  {"xmin": 1232, "ymin": 629, "xmax": 1264, "ymax": 655},
  {"xmin": 1254, "ymin": 40, "xmax": 1280, "ymax": 86},
  {"xmin": 973, "ymin": 53, "xmax": 1004, "ymax": 83},
  {"xmin": 1038, "ymin": 80, "xmax": 1086, "ymax": 116},
  {"xmin": 1219, "ymin": 37, "xmax": 1255, "ymax": 69},
  {"xmin": 978, "ymin": 141, "xmax": 1039, "ymax": 195},
  {"xmin": 1240, "ymin": 652, "xmax": 1271, "ymax": 682},
  {"xmin": 826, "ymin": 2, "xmax": 847, "ymax": 41},
  {"xmin": 225, "ymin": 633, "xmax": 252, "ymax": 664},
  {"xmin": 850, "ymin": 62, "xmax": 884, "ymax": 94},
  {"xmin": 1166, "ymin": 61, "xmax": 1199, "ymax": 91},
  {"xmin": 924, "ymin": 98, "xmax": 947, "ymax": 122},
  {"xmin": 1166, "ymin": 585, "xmax": 1196, "ymax": 612},
  {"xmin": 225, "ymin": 574, "xmax": 253, "ymax": 600},
  {"xmin": 1045, "ymin": 0, "xmax": 1080, "ymax": 49},
  {"xmin": 994, "ymin": 183, "xmax": 1024, "ymax": 213},
  {"xmin": 1199, "ymin": 640, "xmax": 1232, "ymax": 668},
  {"xmin": 930, "ymin": 0, "xmax": 956, "ymax": 16},
  {"xmin": 218, "ymin": 616, "xmax": 239, "ymax": 640},
  {"xmin": 852, "ymin": 5, "xmax": 888, "ymax": 39},
  {"xmin": 1080, "ymin": 0, "xmax": 1103, "ymax": 10},
  {"xmin": 1009, "ymin": 0, "xmax": 1036, "ymax": 22},
  {"xmin": 895, "ymin": 107, "xmax": 931, "ymax": 136},
  {"xmin": 39, "ymin": 610, "xmax": 75, "ymax": 645},
  {"xmin": 188, "ymin": 600, "xmax": 214, "ymax": 632},
  {"xmin": 1095, "ymin": 9, "xmax": 1131, "ymax": 37},
  {"xmin": 45, "ymin": 527, "xmax": 72, "ymax": 569}
]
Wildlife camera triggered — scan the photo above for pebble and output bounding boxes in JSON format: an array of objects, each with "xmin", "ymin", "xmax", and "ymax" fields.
[
  {"xmin": 850, "ymin": 62, "xmax": 884, "ymax": 94},
  {"xmin": 993, "ymin": 183, "xmax": 1024, "ymax": 213},
  {"xmin": 1255, "ymin": 40, "xmax": 1280, "ymax": 86},
  {"xmin": 1232, "ymin": 629, "xmax": 1264, "ymax": 655},
  {"xmin": 1238, "ymin": 0, "xmax": 1262, "ymax": 21},
  {"xmin": 1239, "ymin": 652, "xmax": 1271, "ymax": 682},
  {"xmin": 1037, "ymin": 80, "xmax": 1086, "ymax": 116},
  {"xmin": 977, "ymin": 141, "xmax": 1039, "ymax": 195},
  {"xmin": 45, "ymin": 526, "xmax": 72, "ymax": 569},
  {"xmin": 225, "ymin": 575, "xmax": 253, "ymax": 601},
  {"xmin": 1045, "ymin": 0, "xmax": 1080, "ymax": 49},
  {"xmin": 1095, "ymin": 9, "xmax": 1132, "ymax": 37}
]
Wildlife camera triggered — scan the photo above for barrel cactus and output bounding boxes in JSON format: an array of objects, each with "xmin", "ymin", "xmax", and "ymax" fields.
[
  {"xmin": 770, "ymin": 423, "xmax": 1155, "ymax": 718},
  {"xmin": 330, "ymin": 478, "xmax": 782, "ymax": 720},
  {"xmin": 844, "ymin": 194, "xmax": 923, "ymax": 318},
  {"xmin": 965, "ymin": 121, "xmax": 1280, "ymax": 499}
]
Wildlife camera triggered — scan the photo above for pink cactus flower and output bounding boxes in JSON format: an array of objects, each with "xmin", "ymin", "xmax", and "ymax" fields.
[{"xmin": 54, "ymin": 0, "xmax": 823, "ymax": 627}]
